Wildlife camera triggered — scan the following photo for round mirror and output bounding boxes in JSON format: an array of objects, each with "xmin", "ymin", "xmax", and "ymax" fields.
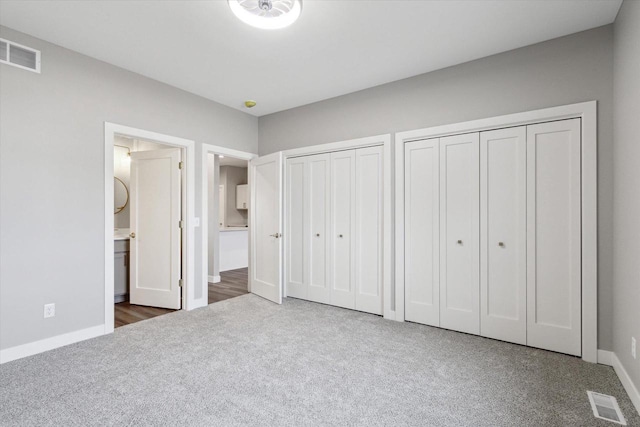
[{"xmin": 114, "ymin": 177, "xmax": 129, "ymax": 214}]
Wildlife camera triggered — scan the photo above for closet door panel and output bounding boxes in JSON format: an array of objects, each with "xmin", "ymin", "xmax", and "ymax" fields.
[
  {"xmin": 439, "ymin": 133, "xmax": 480, "ymax": 335},
  {"xmin": 527, "ymin": 119, "xmax": 581, "ymax": 356},
  {"xmin": 308, "ymin": 154, "xmax": 331, "ymax": 304},
  {"xmin": 330, "ymin": 150, "xmax": 356, "ymax": 310},
  {"xmin": 480, "ymin": 127, "xmax": 526, "ymax": 345},
  {"xmin": 404, "ymin": 139, "xmax": 440, "ymax": 326},
  {"xmin": 355, "ymin": 146, "xmax": 383, "ymax": 315},
  {"xmin": 285, "ymin": 157, "xmax": 308, "ymax": 299}
]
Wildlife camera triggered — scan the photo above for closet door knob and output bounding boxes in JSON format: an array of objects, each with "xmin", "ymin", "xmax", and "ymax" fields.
[
  {"xmin": 130, "ymin": 232, "xmax": 136, "ymax": 239},
  {"xmin": 457, "ymin": 239, "xmax": 462, "ymax": 244},
  {"xmin": 498, "ymin": 242, "xmax": 505, "ymax": 247},
  {"xmin": 316, "ymin": 233, "xmax": 320, "ymax": 237},
  {"xmin": 339, "ymin": 234, "xmax": 344, "ymax": 238}
]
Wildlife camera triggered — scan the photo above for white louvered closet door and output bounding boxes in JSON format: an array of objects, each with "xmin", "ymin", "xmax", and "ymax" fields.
[
  {"xmin": 439, "ymin": 133, "xmax": 480, "ymax": 335},
  {"xmin": 526, "ymin": 118, "xmax": 582, "ymax": 356},
  {"xmin": 480, "ymin": 127, "xmax": 527, "ymax": 345},
  {"xmin": 354, "ymin": 146, "xmax": 384, "ymax": 315},
  {"xmin": 404, "ymin": 139, "xmax": 440, "ymax": 326},
  {"xmin": 330, "ymin": 150, "xmax": 357, "ymax": 310}
]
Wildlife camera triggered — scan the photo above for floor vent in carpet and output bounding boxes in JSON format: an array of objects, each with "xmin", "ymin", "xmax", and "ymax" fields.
[{"xmin": 587, "ymin": 391, "xmax": 626, "ymax": 425}]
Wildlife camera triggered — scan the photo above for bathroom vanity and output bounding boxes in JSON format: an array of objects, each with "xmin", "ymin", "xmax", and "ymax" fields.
[{"xmin": 114, "ymin": 229, "xmax": 130, "ymax": 303}]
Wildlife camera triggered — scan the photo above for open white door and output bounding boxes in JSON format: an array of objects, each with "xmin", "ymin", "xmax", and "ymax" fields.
[
  {"xmin": 129, "ymin": 148, "xmax": 182, "ymax": 309},
  {"xmin": 249, "ymin": 152, "xmax": 283, "ymax": 304}
]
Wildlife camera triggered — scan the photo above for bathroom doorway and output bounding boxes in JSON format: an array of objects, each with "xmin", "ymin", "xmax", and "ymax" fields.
[
  {"xmin": 201, "ymin": 144, "xmax": 256, "ymax": 305},
  {"xmin": 105, "ymin": 123, "xmax": 196, "ymax": 333},
  {"xmin": 113, "ymin": 136, "xmax": 184, "ymax": 327}
]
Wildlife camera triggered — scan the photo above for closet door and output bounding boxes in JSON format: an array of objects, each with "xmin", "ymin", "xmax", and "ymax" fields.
[
  {"xmin": 330, "ymin": 150, "xmax": 356, "ymax": 310},
  {"xmin": 285, "ymin": 156, "xmax": 308, "ymax": 300},
  {"xmin": 355, "ymin": 146, "xmax": 383, "ymax": 315},
  {"xmin": 439, "ymin": 133, "xmax": 480, "ymax": 335},
  {"xmin": 480, "ymin": 127, "xmax": 526, "ymax": 345},
  {"xmin": 404, "ymin": 139, "xmax": 440, "ymax": 326},
  {"xmin": 527, "ymin": 119, "xmax": 581, "ymax": 356},
  {"xmin": 307, "ymin": 154, "xmax": 331, "ymax": 304}
]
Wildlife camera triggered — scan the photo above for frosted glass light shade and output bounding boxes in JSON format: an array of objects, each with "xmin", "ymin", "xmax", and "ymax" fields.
[{"xmin": 228, "ymin": 0, "xmax": 302, "ymax": 30}]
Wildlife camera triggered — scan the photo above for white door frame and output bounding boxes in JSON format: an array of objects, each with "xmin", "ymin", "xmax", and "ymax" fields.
[
  {"xmin": 394, "ymin": 101, "xmax": 598, "ymax": 363},
  {"xmin": 281, "ymin": 134, "xmax": 393, "ymax": 319},
  {"xmin": 201, "ymin": 143, "xmax": 257, "ymax": 300},
  {"xmin": 104, "ymin": 123, "xmax": 196, "ymax": 335}
]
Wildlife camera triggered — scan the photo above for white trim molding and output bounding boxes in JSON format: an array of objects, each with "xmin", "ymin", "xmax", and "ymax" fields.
[
  {"xmin": 201, "ymin": 143, "xmax": 257, "ymax": 305},
  {"xmin": 599, "ymin": 351, "xmax": 640, "ymax": 416},
  {"xmin": 0, "ymin": 325, "xmax": 104, "ymax": 364},
  {"xmin": 105, "ymin": 123, "xmax": 197, "ymax": 334},
  {"xmin": 598, "ymin": 349, "xmax": 614, "ymax": 366},
  {"xmin": 394, "ymin": 101, "xmax": 598, "ymax": 363},
  {"xmin": 281, "ymin": 134, "xmax": 395, "ymax": 319}
]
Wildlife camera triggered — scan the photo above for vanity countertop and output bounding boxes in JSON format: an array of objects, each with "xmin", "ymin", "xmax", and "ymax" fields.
[{"xmin": 114, "ymin": 228, "xmax": 130, "ymax": 240}]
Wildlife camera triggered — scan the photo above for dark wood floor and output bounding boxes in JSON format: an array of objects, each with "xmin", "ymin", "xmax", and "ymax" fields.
[
  {"xmin": 114, "ymin": 302, "xmax": 175, "ymax": 328},
  {"xmin": 114, "ymin": 268, "xmax": 249, "ymax": 328},
  {"xmin": 209, "ymin": 267, "xmax": 249, "ymax": 304}
]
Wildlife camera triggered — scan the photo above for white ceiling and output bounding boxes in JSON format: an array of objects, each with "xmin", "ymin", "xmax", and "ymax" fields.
[{"xmin": 0, "ymin": 0, "xmax": 622, "ymax": 116}]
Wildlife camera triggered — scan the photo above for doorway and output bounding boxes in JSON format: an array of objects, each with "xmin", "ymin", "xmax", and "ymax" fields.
[
  {"xmin": 113, "ymin": 136, "xmax": 184, "ymax": 327},
  {"xmin": 201, "ymin": 144, "xmax": 256, "ymax": 305},
  {"xmin": 105, "ymin": 123, "xmax": 196, "ymax": 335}
]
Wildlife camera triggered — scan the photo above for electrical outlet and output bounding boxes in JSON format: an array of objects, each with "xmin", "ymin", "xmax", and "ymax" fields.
[
  {"xmin": 43, "ymin": 303, "xmax": 55, "ymax": 318},
  {"xmin": 632, "ymin": 337, "xmax": 637, "ymax": 360}
]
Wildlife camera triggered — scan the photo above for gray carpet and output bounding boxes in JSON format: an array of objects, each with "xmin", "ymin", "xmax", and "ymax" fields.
[{"xmin": 1, "ymin": 294, "xmax": 638, "ymax": 427}]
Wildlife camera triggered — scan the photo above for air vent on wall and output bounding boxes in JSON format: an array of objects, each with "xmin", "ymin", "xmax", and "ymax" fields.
[
  {"xmin": 587, "ymin": 391, "xmax": 627, "ymax": 425},
  {"xmin": 0, "ymin": 38, "xmax": 40, "ymax": 73},
  {"xmin": 0, "ymin": 40, "xmax": 7, "ymax": 62}
]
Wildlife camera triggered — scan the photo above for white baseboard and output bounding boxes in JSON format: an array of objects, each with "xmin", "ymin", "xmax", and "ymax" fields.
[
  {"xmin": 598, "ymin": 349, "xmax": 614, "ymax": 366},
  {"xmin": 610, "ymin": 352, "xmax": 640, "ymax": 416},
  {"xmin": 0, "ymin": 324, "xmax": 105, "ymax": 364},
  {"xmin": 208, "ymin": 275, "xmax": 221, "ymax": 283}
]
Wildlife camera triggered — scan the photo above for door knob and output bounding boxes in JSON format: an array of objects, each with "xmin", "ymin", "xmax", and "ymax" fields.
[
  {"xmin": 457, "ymin": 239, "xmax": 462, "ymax": 244},
  {"xmin": 316, "ymin": 233, "xmax": 320, "ymax": 237},
  {"xmin": 269, "ymin": 233, "xmax": 281, "ymax": 238},
  {"xmin": 339, "ymin": 234, "xmax": 344, "ymax": 238},
  {"xmin": 130, "ymin": 232, "xmax": 136, "ymax": 239},
  {"xmin": 498, "ymin": 242, "xmax": 505, "ymax": 247}
]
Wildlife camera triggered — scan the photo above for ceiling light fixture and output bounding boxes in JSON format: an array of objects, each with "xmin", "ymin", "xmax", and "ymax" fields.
[{"xmin": 228, "ymin": 0, "xmax": 302, "ymax": 30}]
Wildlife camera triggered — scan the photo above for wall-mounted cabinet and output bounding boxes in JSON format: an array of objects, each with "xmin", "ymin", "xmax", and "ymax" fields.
[{"xmin": 236, "ymin": 184, "xmax": 248, "ymax": 210}]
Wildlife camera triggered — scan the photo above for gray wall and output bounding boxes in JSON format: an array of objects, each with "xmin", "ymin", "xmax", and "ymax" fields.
[
  {"xmin": 613, "ymin": 0, "xmax": 640, "ymax": 390},
  {"xmin": 220, "ymin": 166, "xmax": 248, "ymax": 227},
  {"xmin": 0, "ymin": 26, "xmax": 258, "ymax": 350},
  {"xmin": 259, "ymin": 25, "xmax": 615, "ymax": 350}
]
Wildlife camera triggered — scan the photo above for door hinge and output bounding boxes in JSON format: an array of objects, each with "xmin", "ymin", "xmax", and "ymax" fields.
[
  {"xmin": 178, "ymin": 279, "xmax": 184, "ymax": 288},
  {"xmin": 179, "ymin": 220, "xmax": 185, "ymax": 229},
  {"xmin": 179, "ymin": 161, "xmax": 184, "ymax": 169}
]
